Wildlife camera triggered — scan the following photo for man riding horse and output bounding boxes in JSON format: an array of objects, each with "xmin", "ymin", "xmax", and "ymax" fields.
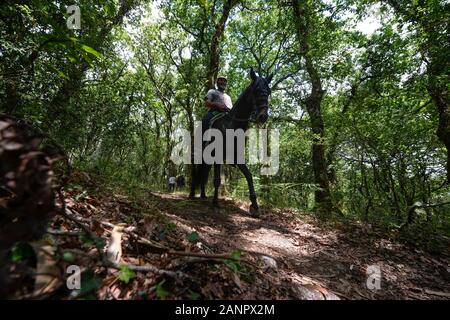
[
  {"xmin": 190, "ymin": 68, "xmax": 273, "ymax": 217},
  {"xmin": 202, "ymin": 75, "xmax": 233, "ymax": 132}
]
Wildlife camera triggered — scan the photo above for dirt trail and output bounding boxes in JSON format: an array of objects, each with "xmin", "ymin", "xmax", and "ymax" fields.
[{"xmin": 153, "ymin": 192, "xmax": 450, "ymax": 300}]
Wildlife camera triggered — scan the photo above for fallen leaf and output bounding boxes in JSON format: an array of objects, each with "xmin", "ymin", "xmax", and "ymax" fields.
[{"xmin": 31, "ymin": 243, "xmax": 62, "ymax": 297}]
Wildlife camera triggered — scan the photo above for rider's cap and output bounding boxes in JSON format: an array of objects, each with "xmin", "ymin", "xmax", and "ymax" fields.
[{"xmin": 217, "ymin": 75, "xmax": 227, "ymax": 82}]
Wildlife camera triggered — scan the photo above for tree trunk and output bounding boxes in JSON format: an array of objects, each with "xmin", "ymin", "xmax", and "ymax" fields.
[
  {"xmin": 429, "ymin": 80, "xmax": 450, "ymax": 183},
  {"xmin": 45, "ymin": 0, "xmax": 136, "ymax": 132},
  {"xmin": 292, "ymin": 0, "xmax": 333, "ymax": 215}
]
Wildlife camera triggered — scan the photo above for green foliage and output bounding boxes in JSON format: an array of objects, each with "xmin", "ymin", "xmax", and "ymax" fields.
[
  {"xmin": 223, "ymin": 250, "xmax": 243, "ymax": 273},
  {"xmin": 10, "ymin": 242, "xmax": 35, "ymax": 263},
  {"xmin": 155, "ymin": 280, "xmax": 170, "ymax": 299},
  {"xmin": 78, "ymin": 270, "xmax": 102, "ymax": 298},
  {"xmin": 230, "ymin": 249, "xmax": 242, "ymax": 259},
  {"xmin": 63, "ymin": 251, "xmax": 76, "ymax": 263},
  {"xmin": 186, "ymin": 231, "xmax": 200, "ymax": 242},
  {"xmin": 165, "ymin": 222, "xmax": 177, "ymax": 233},
  {"xmin": 187, "ymin": 289, "xmax": 201, "ymax": 300},
  {"xmin": 224, "ymin": 259, "xmax": 241, "ymax": 273},
  {"xmin": 119, "ymin": 265, "xmax": 137, "ymax": 284},
  {"xmin": 79, "ymin": 233, "xmax": 105, "ymax": 249},
  {"xmin": 80, "ymin": 44, "xmax": 102, "ymax": 59},
  {"xmin": 79, "ymin": 234, "xmax": 94, "ymax": 247}
]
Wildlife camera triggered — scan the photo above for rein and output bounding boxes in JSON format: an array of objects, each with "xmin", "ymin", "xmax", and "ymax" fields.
[
  {"xmin": 227, "ymin": 84, "xmax": 258, "ymax": 123},
  {"xmin": 228, "ymin": 110, "xmax": 257, "ymax": 123}
]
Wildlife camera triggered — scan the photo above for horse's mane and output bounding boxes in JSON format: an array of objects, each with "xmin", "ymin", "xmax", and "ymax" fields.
[{"xmin": 231, "ymin": 78, "xmax": 259, "ymax": 114}]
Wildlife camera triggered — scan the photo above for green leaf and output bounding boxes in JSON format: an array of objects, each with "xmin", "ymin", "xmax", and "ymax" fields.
[
  {"xmin": 187, "ymin": 289, "xmax": 201, "ymax": 300},
  {"xmin": 165, "ymin": 222, "xmax": 177, "ymax": 232},
  {"xmin": 18, "ymin": 5, "xmax": 32, "ymax": 17},
  {"xmin": 81, "ymin": 52, "xmax": 94, "ymax": 67},
  {"xmin": 224, "ymin": 260, "xmax": 240, "ymax": 273},
  {"xmin": 79, "ymin": 233, "xmax": 94, "ymax": 246},
  {"xmin": 11, "ymin": 245, "xmax": 25, "ymax": 262},
  {"xmin": 63, "ymin": 251, "xmax": 76, "ymax": 263},
  {"xmin": 47, "ymin": 64, "xmax": 69, "ymax": 80},
  {"xmin": 78, "ymin": 270, "xmax": 101, "ymax": 297},
  {"xmin": 186, "ymin": 231, "xmax": 199, "ymax": 242},
  {"xmin": 118, "ymin": 265, "xmax": 136, "ymax": 284},
  {"xmin": 10, "ymin": 242, "xmax": 34, "ymax": 263},
  {"xmin": 80, "ymin": 44, "xmax": 101, "ymax": 58},
  {"xmin": 230, "ymin": 249, "xmax": 242, "ymax": 259},
  {"xmin": 156, "ymin": 280, "xmax": 170, "ymax": 299},
  {"xmin": 93, "ymin": 236, "xmax": 106, "ymax": 249},
  {"xmin": 67, "ymin": 55, "xmax": 77, "ymax": 63},
  {"xmin": 78, "ymin": 232, "xmax": 104, "ymax": 249}
]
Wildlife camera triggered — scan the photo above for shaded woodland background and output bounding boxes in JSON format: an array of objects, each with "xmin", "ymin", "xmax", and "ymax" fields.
[{"xmin": 1, "ymin": 0, "xmax": 450, "ymax": 297}]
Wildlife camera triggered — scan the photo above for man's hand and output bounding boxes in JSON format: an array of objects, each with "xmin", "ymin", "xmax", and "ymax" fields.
[
  {"xmin": 205, "ymin": 100, "xmax": 229, "ymax": 111},
  {"xmin": 218, "ymin": 104, "xmax": 231, "ymax": 112}
]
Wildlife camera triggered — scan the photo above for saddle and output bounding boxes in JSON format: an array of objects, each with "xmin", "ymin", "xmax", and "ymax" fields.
[
  {"xmin": 204, "ymin": 110, "xmax": 229, "ymax": 142},
  {"xmin": 208, "ymin": 110, "xmax": 227, "ymax": 129}
]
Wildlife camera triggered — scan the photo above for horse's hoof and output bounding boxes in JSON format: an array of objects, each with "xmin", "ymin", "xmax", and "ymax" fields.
[
  {"xmin": 188, "ymin": 193, "xmax": 196, "ymax": 200},
  {"xmin": 200, "ymin": 195, "xmax": 208, "ymax": 200},
  {"xmin": 249, "ymin": 205, "xmax": 260, "ymax": 218}
]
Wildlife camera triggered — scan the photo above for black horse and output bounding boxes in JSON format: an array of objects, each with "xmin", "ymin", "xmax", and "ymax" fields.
[{"xmin": 189, "ymin": 68, "xmax": 273, "ymax": 216}]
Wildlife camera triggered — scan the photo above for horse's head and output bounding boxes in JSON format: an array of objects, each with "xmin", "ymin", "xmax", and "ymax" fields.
[{"xmin": 249, "ymin": 68, "xmax": 273, "ymax": 124}]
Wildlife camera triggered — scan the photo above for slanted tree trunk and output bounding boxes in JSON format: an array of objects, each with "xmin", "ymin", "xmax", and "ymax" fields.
[
  {"xmin": 291, "ymin": 0, "xmax": 333, "ymax": 215},
  {"xmin": 192, "ymin": 0, "xmax": 237, "ymax": 191},
  {"xmin": 205, "ymin": 0, "xmax": 237, "ymax": 90}
]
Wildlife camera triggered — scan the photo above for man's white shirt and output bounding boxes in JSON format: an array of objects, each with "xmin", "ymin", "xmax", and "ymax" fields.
[{"xmin": 205, "ymin": 89, "xmax": 233, "ymax": 110}]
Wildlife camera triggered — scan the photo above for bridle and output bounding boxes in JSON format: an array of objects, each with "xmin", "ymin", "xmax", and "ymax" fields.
[{"xmin": 228, "ymin": 78, "xmax": 270, "ymax": 123}]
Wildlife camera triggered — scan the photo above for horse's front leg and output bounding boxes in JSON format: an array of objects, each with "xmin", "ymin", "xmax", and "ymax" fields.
[
  {"xmin": 212, "ymin": 163, "xmax": 221, "ymax": 208},
  {"xmin": 189, "ymin": 164, "xmax": 199, "ymax": 199},
  {"xmin": 237, "ymin": 164, "xmax": 259, "ymax": 217}
]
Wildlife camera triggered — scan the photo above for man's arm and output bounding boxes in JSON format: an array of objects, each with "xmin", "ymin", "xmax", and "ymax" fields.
[{"xmin": 205, "ymin": 99, "xmax": 227, "ymax": 110}]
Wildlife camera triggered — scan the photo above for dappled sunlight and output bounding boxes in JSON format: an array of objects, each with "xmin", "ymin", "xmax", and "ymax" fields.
[{"xmin": 149, "ymin": 193, "xmax": 450, "ymax": 299}]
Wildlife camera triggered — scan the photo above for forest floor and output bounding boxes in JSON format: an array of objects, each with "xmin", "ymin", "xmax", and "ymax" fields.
[
  {"xmin": 23, "ymin": 173, "xmax": 450, "ymax": 300},
  {"xmin": 147, "ymin": 192, "xmax": 450, "ymax": 300}
]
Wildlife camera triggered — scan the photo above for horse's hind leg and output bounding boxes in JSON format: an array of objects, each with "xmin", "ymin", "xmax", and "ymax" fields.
[
  {"xmin": 237, "ymin": 164, "xmax": 259, "ymax": 217},
  {"xmin": 200, "ymin": 164, "xmax": 211, "ymax": 199},
  {"xmin": 212, "ymin": 164, "xmax": 221, "ymax": 208}
]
